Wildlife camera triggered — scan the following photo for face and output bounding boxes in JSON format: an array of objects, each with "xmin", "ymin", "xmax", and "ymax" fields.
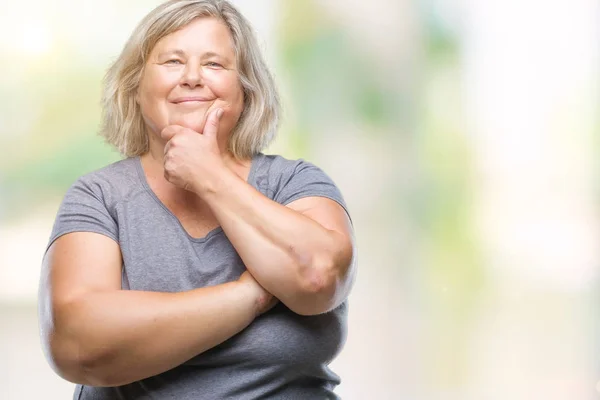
[{"xmin": 137, "ymin": 17, "xmax": 244, "ymax": 144}]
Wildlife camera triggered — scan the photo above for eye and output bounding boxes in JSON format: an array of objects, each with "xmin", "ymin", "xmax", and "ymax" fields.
[
  {"xmin": 205, "ymin": 62, "xmax": 223, "ymax": 68},
  {"xmin": 165, "ymin": 59, "xmax": 183, "ymax": 65}
]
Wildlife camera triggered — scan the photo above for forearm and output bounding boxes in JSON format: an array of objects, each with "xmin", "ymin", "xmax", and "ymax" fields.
[
  {"xmin": 51, "ymin": 282, "xmax": 257, "ymax": 386},
  {"xmin": 202, "ymin": 170, "xmax": 347, "ymax": 314}
]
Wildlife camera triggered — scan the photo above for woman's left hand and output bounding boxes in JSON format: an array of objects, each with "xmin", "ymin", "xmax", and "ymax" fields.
[{"xmin": 160, "ymin": 108, "xmax": 226, "ymax": 194}]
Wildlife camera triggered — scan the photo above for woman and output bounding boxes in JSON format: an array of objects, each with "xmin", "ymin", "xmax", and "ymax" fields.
[{"xmin": 38, "ymin": 0, "xmax": 356, "ymax": 398}]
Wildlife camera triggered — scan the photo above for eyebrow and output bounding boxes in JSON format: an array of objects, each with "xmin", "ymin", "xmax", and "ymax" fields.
[{"xmin": 157, "ymin": 49, "xmax": 187, "ymax": 59}]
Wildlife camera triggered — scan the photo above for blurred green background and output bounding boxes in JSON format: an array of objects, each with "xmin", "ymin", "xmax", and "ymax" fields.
[{"xmin": 1, "ymin": 0, "xmax": 598, "ymax": 399}]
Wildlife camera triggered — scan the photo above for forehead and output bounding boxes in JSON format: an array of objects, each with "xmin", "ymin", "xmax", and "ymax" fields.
[{"xmin": 151, "ymin": 17, "xmax": 235, "ymax": 58}]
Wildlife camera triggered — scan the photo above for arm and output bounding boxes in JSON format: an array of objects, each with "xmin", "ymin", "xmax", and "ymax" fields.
[
  {"xmin": 38, "ymin": 232, "xmax": 270, "ymax": 387},
  {"xmin": 201, "ymin": 170, "xmax": 356, "ymax": 316},
  {"xmin": 160, "ymin": 109, "xmax": 356, "ymax": 316}
]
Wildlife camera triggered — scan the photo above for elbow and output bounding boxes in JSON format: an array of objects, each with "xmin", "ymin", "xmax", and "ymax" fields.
[
  {"xmin": 63, "ymin": 350, "xmax": 119, "ymax": 387},
  {"xmin": 292, "ymin": 275, "xmax": 337, "ymax": 316},
  {"xmin": 302, "ymin": 262, "xmax": 338, "ymax": 297},
  {"xmin": 42, "ymin": 324, "xmax": 116, "ymax": 387},
  {"xmin": 292, "ymin": 250, "xmax": 354, "ymax": 316},
  {"xmin": 42, "ymin": 333, "xmax": 86, "ymax": 385},
  {"xmin": 39, "ymin": 291, "xmax": 124, "ymax": 386}
]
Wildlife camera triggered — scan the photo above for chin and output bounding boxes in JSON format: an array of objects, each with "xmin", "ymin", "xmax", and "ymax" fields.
[{"xmin": 168, "ymin": 112, "xmax": 209, "ymax": 132}]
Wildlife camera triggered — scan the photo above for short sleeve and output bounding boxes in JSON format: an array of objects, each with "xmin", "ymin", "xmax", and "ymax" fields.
[
  {"xmin": 46, "ymin": 177, "xmax": 119, "ymax": 252},
  {"xmin": 273, "ymin": 160, "xmax": 352, "ymax": 223}
]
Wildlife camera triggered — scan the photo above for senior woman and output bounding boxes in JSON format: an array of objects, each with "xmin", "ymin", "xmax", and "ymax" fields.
[{"xmin": 38, "ymin": 0, "xmax": 356, "ymax": 399}]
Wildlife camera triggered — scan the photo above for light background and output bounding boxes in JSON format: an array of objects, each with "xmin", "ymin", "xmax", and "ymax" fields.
[{"xmin": 0, "ymin": 0, "xmax": 599, "ymax": 399}]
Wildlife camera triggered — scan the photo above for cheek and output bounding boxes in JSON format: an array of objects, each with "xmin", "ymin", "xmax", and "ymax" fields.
[
  {"xmin": 138, "ymin": 77, "xmax": 172, "ymax": 113},
  {"xmin": 137, "ymin": 77, "xmax": 172, "ymax": 133},
  {"xmin": 140, "ymin": 70, "xmax": 176, "ymax": 101},
  {"xmin": 227, "ymin": 84, "xmax": 245, "ymax": 116},
  {"xmin": 138, "ymin": 86, "xmax": 163, "ymax": 123},
  {"xmin": 205, "ymin": 72, "xmax": 244, "ymax": 104}
]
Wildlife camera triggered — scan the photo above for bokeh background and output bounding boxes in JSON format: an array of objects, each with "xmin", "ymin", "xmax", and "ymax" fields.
[{"xmin": 1, "ymin": 0, "xmax": 599, "ymax": 399}]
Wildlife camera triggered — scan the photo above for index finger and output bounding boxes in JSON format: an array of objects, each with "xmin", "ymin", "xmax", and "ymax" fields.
[{"xmin": 160, "ymin": 125, "xmax": 182, "ymax": 142}]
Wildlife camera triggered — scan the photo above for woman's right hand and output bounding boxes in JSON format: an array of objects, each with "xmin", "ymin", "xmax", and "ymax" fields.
[{"xmin": 237, "ymin": 270, "xmax": 278, "ymax": 316}]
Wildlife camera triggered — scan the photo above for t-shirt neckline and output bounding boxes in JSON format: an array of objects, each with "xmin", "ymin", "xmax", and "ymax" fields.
[{"xmin": 132, "ymin": 153, "xmax": 263, "ymax": 242}]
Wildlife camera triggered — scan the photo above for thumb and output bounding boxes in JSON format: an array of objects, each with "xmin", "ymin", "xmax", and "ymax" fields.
[{"xmin": 203, "ymin": 108, "xmax": 223, "ymax": 140}]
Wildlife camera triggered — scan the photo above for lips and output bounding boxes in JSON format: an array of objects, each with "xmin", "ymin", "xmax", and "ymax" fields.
[{"xmin": 172, "ymin": 97, "xmax": 214, "ymax": 104}]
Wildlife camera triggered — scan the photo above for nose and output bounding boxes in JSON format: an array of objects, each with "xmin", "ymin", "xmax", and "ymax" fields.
[{"xmin": 180, "ymin": 62, "xmax": 204, "ymax": 89}]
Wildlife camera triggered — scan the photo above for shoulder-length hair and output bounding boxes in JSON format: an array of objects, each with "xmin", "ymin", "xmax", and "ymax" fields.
[{"xmin": 100, "ymin": 0, "xmax": 281, "ymax": 159}]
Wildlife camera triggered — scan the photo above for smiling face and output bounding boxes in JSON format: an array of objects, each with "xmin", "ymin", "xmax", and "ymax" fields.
[{"xmin": 137, "ymin": 17, "xmax": 244, "ymax": 147}]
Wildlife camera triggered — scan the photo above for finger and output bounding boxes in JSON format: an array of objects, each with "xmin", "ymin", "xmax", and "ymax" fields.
[
  {"xmin": 160, "ymin": 125, "xmax": 180, "ymax": 142},
  {"xmin": 202, "ymin": 108, "xmax": 223, "ymax": 140}
]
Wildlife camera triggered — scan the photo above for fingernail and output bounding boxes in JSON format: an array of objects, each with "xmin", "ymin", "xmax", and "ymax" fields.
[{"xmin": 216, "ymin": 108, "xmax": 224, "ymax": 119}]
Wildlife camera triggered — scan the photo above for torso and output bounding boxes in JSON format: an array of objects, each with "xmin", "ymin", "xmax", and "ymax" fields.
[{"xmin": 53, "ymin": 153, "xmax": 349, "ymax": 399}]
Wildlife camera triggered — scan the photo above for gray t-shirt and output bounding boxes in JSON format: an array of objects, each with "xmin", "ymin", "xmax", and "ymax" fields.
[{"xmin": 47, "ymin": 153, "xmax": 351, "ymax": 400}]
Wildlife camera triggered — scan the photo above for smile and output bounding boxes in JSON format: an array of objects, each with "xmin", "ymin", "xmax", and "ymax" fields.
[
  {"xmin": 173, "ymin": 100, "xmax": 207, "ymax": 106},
  {"xmin": 172, "ymin": 97, "xmax": 214, "ymax": 104}
]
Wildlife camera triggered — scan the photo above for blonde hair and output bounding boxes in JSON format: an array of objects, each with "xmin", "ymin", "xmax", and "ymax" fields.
[{"xmin": 100, "ymin": 0, "xmax": 281, "ymax": 159}]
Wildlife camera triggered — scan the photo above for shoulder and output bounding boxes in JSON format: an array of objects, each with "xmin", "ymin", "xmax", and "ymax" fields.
[
  {"xmin": 256, "ymin": 153, "xmax": 303, "ymax": 171},
  {"xmin": 67, "ymin": 157, "xmax": 142, "ymax": 209},
  {"xmin": 254, "ymin": 153, "xmax": 326, "ymax": 183},
  {"xmin": 48, "ymin": 158, "xmax": 141, "ymax": 250},
  {"xmin": 254, "ymin": 153, "xmax": 321, "ymax": 186},
  {"xmin": 253, "ymin": 153, "xmax": 345, "ymax": 207}
]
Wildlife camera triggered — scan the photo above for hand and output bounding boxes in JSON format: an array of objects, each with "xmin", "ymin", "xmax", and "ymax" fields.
[
  {"xmin": 237, "ymin": 271, "xmax": 278, "ymax": 316},
  {"xmin": 160, "ymin": 108, "xmax": 226, "ymax": 194}
]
